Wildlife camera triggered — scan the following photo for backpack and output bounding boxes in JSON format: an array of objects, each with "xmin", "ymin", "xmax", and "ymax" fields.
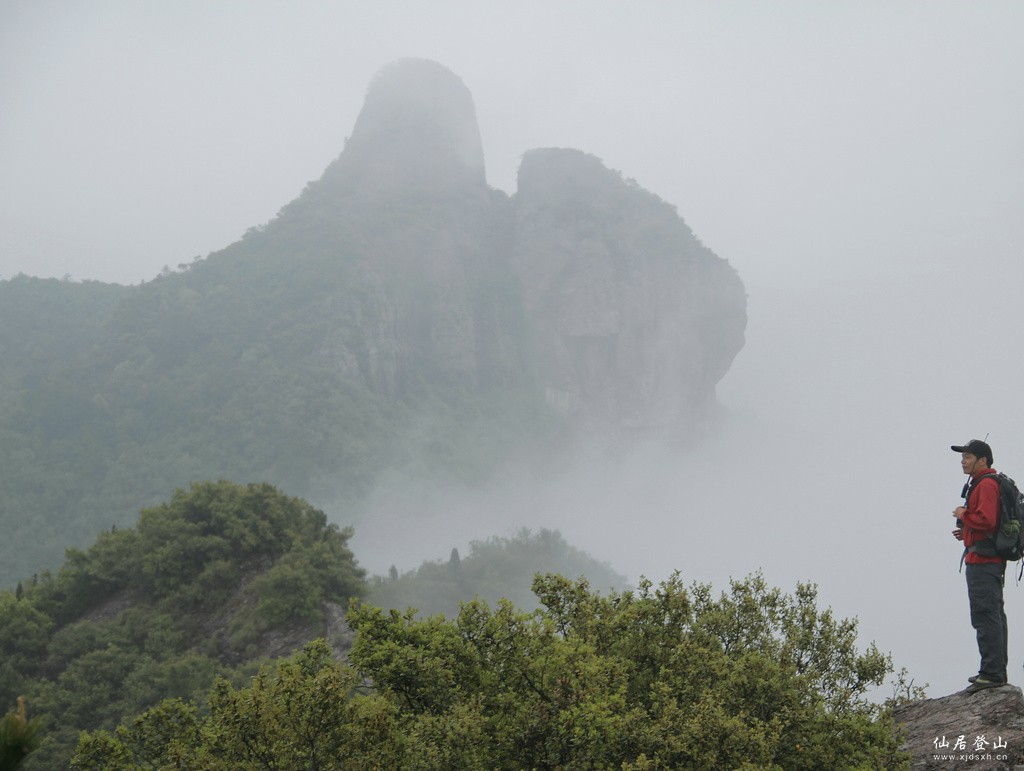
[{"xmin": 966, "ymin": 472, "xmax": 1024, "ymax": 561}]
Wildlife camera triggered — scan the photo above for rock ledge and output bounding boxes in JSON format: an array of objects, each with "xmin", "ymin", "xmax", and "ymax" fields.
[{"xmin": 894, "ymin": 685, "xmax": 1024, "ymax": 769}]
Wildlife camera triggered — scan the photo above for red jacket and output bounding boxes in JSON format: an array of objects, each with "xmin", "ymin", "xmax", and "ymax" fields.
[{"xmin": 962, "ymin": 468, "xmax": 1003, "ymax": 565}]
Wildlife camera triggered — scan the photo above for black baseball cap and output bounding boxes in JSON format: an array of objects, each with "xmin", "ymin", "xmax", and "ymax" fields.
[{"xmin": 951, "ymin": 439, "xmax": 993, "ymax": 464}]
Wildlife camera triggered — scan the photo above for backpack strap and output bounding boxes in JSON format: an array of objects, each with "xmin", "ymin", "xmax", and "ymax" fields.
[
  {"xmin": 963, "ymin": 472, "xmax": 1003, "ymax": 558},
  {"xmin": 963, "ymin": 471, "xmax": 1001, "ymax": 502}
]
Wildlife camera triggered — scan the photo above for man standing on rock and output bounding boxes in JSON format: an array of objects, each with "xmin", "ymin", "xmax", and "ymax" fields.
[{"xmin": 952, "ymin": 439, "xmax": 1008, "ymax": 693}]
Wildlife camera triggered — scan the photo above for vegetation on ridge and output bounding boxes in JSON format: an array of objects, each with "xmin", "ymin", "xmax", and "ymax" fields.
[
  {"xmin": 71, "ymin": 573, "xmax": 913, "ymax": 769},
  {"xmin": 0, "ymin": 481, "xmax": 629, "ymax": 769},
  {"xmin": 0, "ymin": 480, "xmax": 366, "ymax": 769},
  {"xmin": 367, "ymin": 527, "xmax": 627, "ymax": 618}
]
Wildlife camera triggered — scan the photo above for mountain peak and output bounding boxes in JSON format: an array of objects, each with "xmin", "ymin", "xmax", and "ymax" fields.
[{"xmin": 324, "ymin": 58, "xmax": 486, "ymax": 196}]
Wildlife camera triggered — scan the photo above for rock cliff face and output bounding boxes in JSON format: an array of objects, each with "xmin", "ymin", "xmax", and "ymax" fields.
[
  {"xmin": 894, "ymin": 686, "xmax": 1024, "ymax": 769},
  {"xmin": 322, "ymin": 58, "xmax": 487, "ymax": 198},
  {"xmin": 273, "ymin": 59, "xmax": 746, "ymax": 438},
  {"xmin": 512, "ymin": 148, "xmax": 745, "ymax": 435},
  {"xmin": 249, "ymin": 59, "xmax": 519, "ymax": 398}
]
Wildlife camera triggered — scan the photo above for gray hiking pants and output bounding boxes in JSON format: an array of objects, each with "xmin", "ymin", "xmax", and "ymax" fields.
[{"xmin": 966, "ymin": 561, "xmax": 1008, "ymax": 682}]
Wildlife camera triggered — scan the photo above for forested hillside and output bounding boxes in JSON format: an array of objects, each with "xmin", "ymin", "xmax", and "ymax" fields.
[
  {"xmin": 368, "ymin": 527, "xmax": 625, "ymax": 618},
  {"xmin": 0, "ymin": 481, "xmax": 625, "ymax": 769},
  {"xmin": 0, "ymin": 59, "xmax": 745, "ymax": 588}
]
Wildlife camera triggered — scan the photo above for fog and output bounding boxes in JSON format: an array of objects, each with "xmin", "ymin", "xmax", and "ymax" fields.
[{"xmin": 4, "ymin": 2, "xmax": 1024, "ymax": 699}]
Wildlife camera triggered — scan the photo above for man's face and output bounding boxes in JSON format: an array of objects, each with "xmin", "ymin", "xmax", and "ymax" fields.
[{"xmin": 962, "ymin": 452, "xmax": 981, "ymax": 475}]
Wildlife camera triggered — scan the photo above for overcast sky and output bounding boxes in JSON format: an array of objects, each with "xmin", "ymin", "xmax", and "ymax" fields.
[
  {"xmin": 4, "ymin": 1, "xmax": 1024, "ymax": 700},
  {"xmin": 3, "ymin": 1, "xmax": 1021, "ymax": 287}
]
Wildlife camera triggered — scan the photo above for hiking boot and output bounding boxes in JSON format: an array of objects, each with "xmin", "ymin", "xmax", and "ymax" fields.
[
  {"xmin": 965, "ymin": 676, "xmax": 1005, "ymax": 694},
  {"xmin": 968, "ymin": 674, "xmax": 979, "ymax": 683}
]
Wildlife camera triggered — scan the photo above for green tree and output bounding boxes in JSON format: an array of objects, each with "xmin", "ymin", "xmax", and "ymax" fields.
[
  {"xmin": 73, "ymin": 641, "xmax": 403, "ymax": 770},
  {"xmin": 4, "ymin": 481, "xmax": 368, "ymax": 769},
  {"xmin": 366, "ymin": 528, "xmax": 626, "ymax": 618},
  {"xmin": 0, "ymin": 594, "xmax": 52, "ymax": 706},
  {"xmin": 0, "ymin": 698, "xmax": 40, "ymax": 771},
  {"xmin": 71, "ymin": 573, "xmax": 913, "ymax": 769},
  {"xmin": 347, "ymin": 571, "xmax": 910, "ymax": 769}
]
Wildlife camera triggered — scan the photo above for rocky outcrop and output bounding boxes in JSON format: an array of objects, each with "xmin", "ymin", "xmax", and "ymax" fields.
[
  {"xmin": 512, "ymin": 148, "xmax": 745, "ymax": 437},
  {"xmin": 0, "ymin": 58, "xmax": 749, "ymax": 585},
  {"xmin": 265, "ymin": 59, "xmax": 518, "ymax": 396},
  {"xmin": 894, "ymin": 686, "xmax": 1024, "ymax": 769},
  {"xmin": 262, "ymin": 58, "xmax": 746, "ymax": 439},
  {"xmin": 322, "ymin": 58, "xmax": 487, "ymax": 198}
]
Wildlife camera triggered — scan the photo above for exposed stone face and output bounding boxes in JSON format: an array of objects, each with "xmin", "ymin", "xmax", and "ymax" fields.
[
  {"xmin": 511, "ymin": 147, "xmax": 746, "ymax": 437},
  {"xmin": 278, "ymin": 60, "xmax": 512, "ymax": 395},
  {"xmin": 275, "ymin": 60, "xmax": 746, "ymax": 437},
  {"xmin": 893, "ymin": 686, "xmax": 1024, "ymax": 769},
  {"xmin": 323, "ymin": 58, "xmax": 487, "ymax": 198}
]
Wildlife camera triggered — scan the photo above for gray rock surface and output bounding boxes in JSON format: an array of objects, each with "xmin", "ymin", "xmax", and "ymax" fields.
[
  {"xmin": 894, "ymin": 685, "xmax": 1024, "ymax": 770},
  {"xmin": 512, "ymin": 147, "xmax": 745, "ymax": 437},
  {"xmin": 302, "ymin": 60, "xmax": 748, "ymax": 438}
]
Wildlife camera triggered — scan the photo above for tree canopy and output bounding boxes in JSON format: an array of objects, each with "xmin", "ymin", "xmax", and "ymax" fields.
[
  {"xmin": 71, "ymin": 573, "xmax": 912, "ymax": 770},
  {"xmin": 366, "ymin": 528, "xmax": 627, "ymax": 618},
  {"xmin": 0, "ymin": 480, "xmax": 366, "ymax": 769}
]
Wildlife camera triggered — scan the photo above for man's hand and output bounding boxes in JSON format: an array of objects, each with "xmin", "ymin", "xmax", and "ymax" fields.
[{"xmin": 953, "ymin": 506, "xmax": 967, "ymax": 540}]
